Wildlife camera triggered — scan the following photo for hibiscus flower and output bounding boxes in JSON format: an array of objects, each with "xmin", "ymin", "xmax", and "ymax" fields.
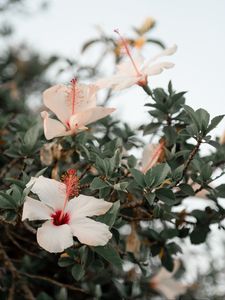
[
  {"xmin": 41, "ymin": 80, "xmax": 115, "ymax": 140},
  {"xmin": 96, "ymin": 30, "xmax": 177, "ymax": 91},
  {"xmin": 150, "ymin": 261, "xmax": 187, "ymax": 299},
  {"xmin": 22, "ymin": 175, "xmax": 113, "ymax": 253}
]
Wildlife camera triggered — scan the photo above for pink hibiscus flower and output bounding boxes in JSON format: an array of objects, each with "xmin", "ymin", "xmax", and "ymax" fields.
[{"xmin": 41, "ymin": 80, "xmax": 115, "ymax": 140}]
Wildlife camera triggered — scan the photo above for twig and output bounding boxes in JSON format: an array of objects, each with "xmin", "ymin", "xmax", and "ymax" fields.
[
  {"xmin": 20, "ymin": 271, "xmax": 89, "ymax": 294},
  {"xmin": 0, "ymin": 242, "xmax": 35, "ymax": 300},
  {"xmin": 0, "ymin": 158, "xmax": 19, "ymax": 180},
  {"xmin": 175, "ymin": 139, "xmax": 202, "ymax": 186},
  {"xmin": 6, "ymin": 228, "xmax": 39, "ymax": 258},
  {"xmin": 23, "ymin": 221, "xmax": 36, "ymax": 234},
  {"xmin": 121, "ymin": 199, "xmax": 144, "ymax": 209}
]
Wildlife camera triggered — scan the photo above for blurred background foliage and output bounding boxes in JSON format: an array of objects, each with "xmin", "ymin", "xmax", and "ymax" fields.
[{"xmin": 1, "ymin": 1, "xmax": 225, "ymax": 300}]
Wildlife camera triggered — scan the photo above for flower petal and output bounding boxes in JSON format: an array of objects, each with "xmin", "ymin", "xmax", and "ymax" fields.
[
  {"xmin": 141, "ymin": 144, "xmax": 158, "ymax": 173},
  {"xmin": 43, "ymin": 84, "xmax": 71, "ymax": 124},
  {"xmin": 22, "ymin": 196, "xmax": 53, "ymax": 221},
  {"xmin": 144, "ymin": 45, "xmax": 177, "ymax": 67},
  {"xmin": 41, "ymin": 111, "xmax": 69, "ymax": 140},
  {"xmin": 69, "ymin": 106, "xmax": 115, "ymax": 128},
  {"xmin": 66, "ymin": 194, "xmax": 112, "ymax": 219},
  {"xmin": 96, "ymin": 75, "xmax": 137, "ymax": 90},
  {"xmin": 27, "ymin": 175, "xmax": 66, "ymax": 210},
  {"xmin": 155, "ymin": 279, "xmax": 187, "ymax": 300},
  {"xmin": 37, "ymin": 220, "xmax": 73, "ymax": 253},
  {"xmin": 143, "ymin": 62, "xmax": 175, "ymax": 76},
  {"xmin": 70, "ymin": 217, "xmax": 112, "ymax": 246},
  {"xmin": 75, "ymin": 83, "xmax": 97, "ymax": 113}
]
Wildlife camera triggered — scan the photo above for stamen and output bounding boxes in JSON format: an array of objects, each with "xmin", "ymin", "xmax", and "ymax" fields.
[
  {"xmin": 59, "ymin": 169, "xmax": 80, "ymax": 222},
  {"xmin": 61, "ymin": 169, "xmax": 80, "ymax": 198},
  {"xmin": 114, "ymin": 29, "xmax": 142, "ymax": 76},
  {"xmin": 69, "ymin": 78, "xmax": 77, "ymax": 115}
]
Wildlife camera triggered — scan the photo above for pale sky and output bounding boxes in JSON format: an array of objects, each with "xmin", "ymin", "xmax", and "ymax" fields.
[{"xmin": 4, "ymin": 0, "xmax": 225, "ymax": 135}]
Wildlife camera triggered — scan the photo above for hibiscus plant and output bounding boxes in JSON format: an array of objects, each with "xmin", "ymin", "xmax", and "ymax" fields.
[{"xmin": 1, "ymin": 16, "xmax": 225, "ymax": 300}]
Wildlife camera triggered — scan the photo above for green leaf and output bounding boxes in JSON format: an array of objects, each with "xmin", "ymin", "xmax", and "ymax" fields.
[
  {"xmin": 114, "ymin": 182, "xmax": 129, "ymax": 192},
  {"xmin": 130, "ymin": 169, "xmax": 145, "ymax": 187},
  {"xmin": 215, "ymin": 184, "xmax": 225, "ymax": 198},
  {"xmin": 145, "ymin": 192, "xmax": 155, "ymax": 206},
  {"xmin": 93, "ymin": 244, "xmax": 122, "ymax": 269},
  {"xmin": 166, "ymin": 242, "xmax": 182, "ymax": 254},
  {"xmin": 190, "ymin": 225, "xmax": 210, "ymax": 244},
  {"xmin": 0, "ymin": 193, "xmax": 17, "ymax": 209},
  {"xmin": 183, "ymin": 105, "xmax": 201, "ymax": 131},
  {"xmin": 206, "ymin": 115, "xmax": 224, "ymax": 134},
  {"xmin": 195, "ymin": 108, "xmax": 210, "ymax": 133},
  {"xmin": 155, "ymin": 188, "xmax": 175, "ymax": 205},
  {"xmin": 127, "ymin": 155, "xmax": 137, "ymax": 168},
  {"xmin": 71, "ymin": 264, "xmax": 85, "ymax": 281},
  {"xmin": 90, "ymin": 177, "xmax": 109, "ymax": 190},
  {"xmin": 143, "ymin": 123, "xmax": 161, "ymax": 135},
  {"xmin": 23, "ymin": 123, "xmax": 40, "ymax": 151},
  {"xmin": 179, "ymin": 183, "xmax": 195, "ymax": 196},
  {"xmin": 145, "ymin": 163, "xmax": 170, "ymax": 188},
  {"xmin": 161, "ymin": 249, "xmax": 174, "ymax": 272},
  {"xmin": 58, "ymin": 257, "xmax": 75, "ymax": 267}
]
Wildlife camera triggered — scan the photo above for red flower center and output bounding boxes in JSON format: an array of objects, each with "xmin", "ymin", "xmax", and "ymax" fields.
[{"xmin": 51, "ymin": 210, "xmax": 70, "ymax": 226}]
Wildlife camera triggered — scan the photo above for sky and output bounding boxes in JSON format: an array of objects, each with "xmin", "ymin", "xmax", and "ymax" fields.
[{"xmin": 4, "ymin": 0, "xmax": 225, "ymax": 136}]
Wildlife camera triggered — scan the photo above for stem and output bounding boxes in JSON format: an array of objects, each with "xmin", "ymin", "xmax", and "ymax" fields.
[
  {"xmin": 175, "ymin": 138, "xmax": 202, "ymax": 186},
  {"xmin": 0, "ymin": 242, "xmax": 35, "ymax": 300},
  {"xmin": 142, "ymin": 84, "xmax": 154, "ymax": 97},
  {"xmin": 20, "ymin": 272, "xmax": 89, "ymax": 294}
]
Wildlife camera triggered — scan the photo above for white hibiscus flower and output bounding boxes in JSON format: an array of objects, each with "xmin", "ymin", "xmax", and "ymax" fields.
[
  {"xmin": 96, "ymin": 30, "xmax": 177, "ymax": 91},
  {"xmin": 22, "ymin": 176, "xmax": 113, "ymax": 253}
]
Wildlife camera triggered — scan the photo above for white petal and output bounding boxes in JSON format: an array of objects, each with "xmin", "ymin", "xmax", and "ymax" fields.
[
  {"xmin": 28, "ymin": 175, "xmax": 66, "ymax": 210},
  {"xmin": 116, "ymin": 52, "xmax": 144, "ymax": 75},
  {"xmin": 143, "ymin": 62, "xmax": 175, "ymax": 76},
  {"xmin": 69, "ymin": 106, "xmax": 115, "ymax": 128},
  {"xmin": 96, "ymin": 75, "xmax": 137, "ymax": 90},
  {"xmin": 144, "ymin": 45, "xmax": 177, "ymax": 66},
  {"xmin": 37, "ymin": 221, "xmax": 73, "ymax": 253},
  {"xmin": 74, "ymin": 83, "xmax": 97, "ymax": 113},
  {"xmin": 70, "ymin": 217, "xmax": 112, "ymax": 246},
  {"xmin": 66, "ymin": 194, "xmax": 112, "ymax": 219},
  {"xmin": 22, "ymin": 196, "xmax": 53, "ymax": 221},
  {"xmin": 43, "ymin": 84, "xmax": 71, "ymax": 124},
  {"xmin": 41, "ymin": 111, "xmax": 68, "ymax": 140}
]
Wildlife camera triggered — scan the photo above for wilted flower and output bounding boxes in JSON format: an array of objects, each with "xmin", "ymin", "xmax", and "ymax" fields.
[
  {"xmin": 41, "ymin": 80, "xmax": 115, "ymax": 140},
  {"xmin": 22, "ymin": 175, "xmax": 112, "ymax": 253},
  {"xmin": 96, "ymin": 30, "xmax": 177, "ymax": 91},
  {"xmin": 150, "ymin": 260, "xmax": 187, "ymax": 299},
  {"xmin": 126, "ymin": 223, "xmax": 140, "ymax": 256},
  {"xmin": 141, "ymin": 142, "xmax": 165, "ymax": 173}
]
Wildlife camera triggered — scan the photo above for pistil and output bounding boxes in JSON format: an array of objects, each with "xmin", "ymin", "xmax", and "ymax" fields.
[
  {"xmin": 114, "ymin": 29, "xmax": 142, "ymax": 77},
  {"xmin": 70, "ymin": 78, "xmax": 77, "ymax": 115}
]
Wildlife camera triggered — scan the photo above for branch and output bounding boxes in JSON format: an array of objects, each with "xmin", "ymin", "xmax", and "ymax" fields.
[
  {"xmin": 20, "ymin": 272, "xmax": 89, "ymax": 295},
  {"xmin": 175, "ymin": 138, "xmax": 202, "ymax": 186},
  {"xmin": 0, "ymin": 242, "xmax": 35, "ymax": 300}
]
